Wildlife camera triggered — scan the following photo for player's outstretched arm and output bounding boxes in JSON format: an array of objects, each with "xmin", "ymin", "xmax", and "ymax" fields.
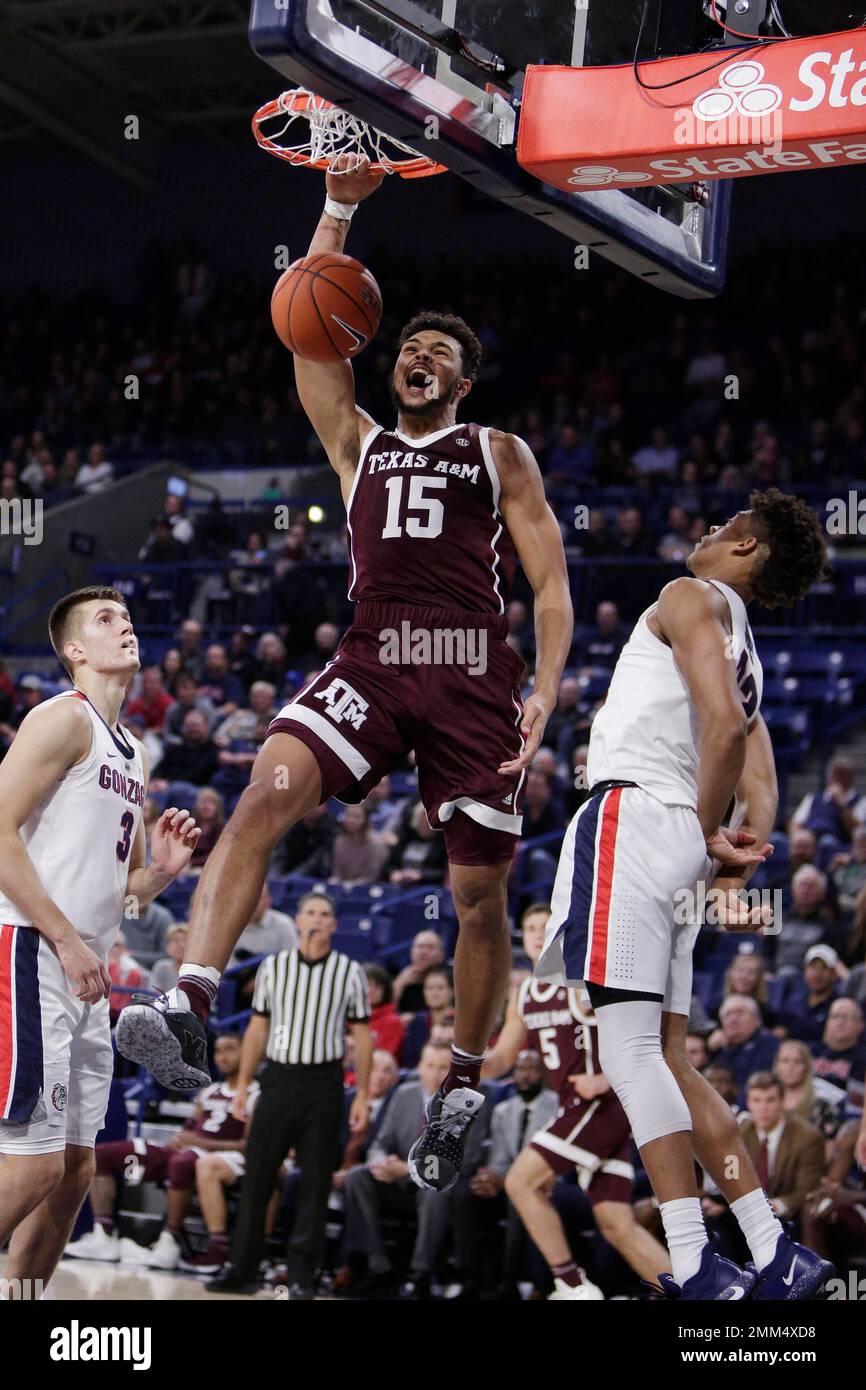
[
  {"xmin": 293, "ymin": 154, "xmax": 385, "ymax": 488},
  {"xmin": 0, "ymin": 699, "xmax": 111, "ymax": 1003},
  {"xmin": 655, "ymin": 578, "xmax": 762, "ymax": 852},
  {"xmin": 492, "ymin": 431, "xmax": 573, "ymax": 775}
]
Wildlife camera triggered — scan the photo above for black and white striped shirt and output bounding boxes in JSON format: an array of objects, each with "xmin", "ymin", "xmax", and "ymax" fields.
[{"xmin": 251, "ymin": 949, "xmax": 370, "ymax": 1065}]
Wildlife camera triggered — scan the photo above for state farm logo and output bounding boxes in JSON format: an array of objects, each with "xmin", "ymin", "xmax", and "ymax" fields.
[
  {"xmin": 692, "ymin": 60, "xmax": 783, "ymax": 122},
  {"xmin": 567, "ymin": 165, "xmax": 652, "ymax": 187},
  {"xmin": 562, "ymin": 40, "xmax": 866, "ymax": 191}
]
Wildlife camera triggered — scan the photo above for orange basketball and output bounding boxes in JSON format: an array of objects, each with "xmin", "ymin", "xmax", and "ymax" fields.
[{"xmin": 270, "ymin": 253, "xmax": 382, "ymax": 362}]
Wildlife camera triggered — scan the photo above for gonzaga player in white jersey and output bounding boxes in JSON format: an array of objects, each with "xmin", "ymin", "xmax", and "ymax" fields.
[
  {"xmin": 0, "ymin": 587, "xmax": 200, "ymax": 1297},
  {"xmin": 537, "ymin": 493, "xmax": 834, "ymax": 1302}
]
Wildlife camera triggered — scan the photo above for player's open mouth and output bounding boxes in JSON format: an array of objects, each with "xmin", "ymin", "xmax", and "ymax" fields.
[{"xmin": 406, "ymin": 366, "xmax": 432, "ymax": 393}]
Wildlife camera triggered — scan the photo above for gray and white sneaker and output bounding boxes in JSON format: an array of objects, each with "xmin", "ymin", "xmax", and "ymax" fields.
[
  {"xmin": 115, "ymin": 993, "xmax": 210, "ymax": 1090},
  {"xmin": 407, "ymin": 1087, "xmax": 485, "ymax": 1193}
]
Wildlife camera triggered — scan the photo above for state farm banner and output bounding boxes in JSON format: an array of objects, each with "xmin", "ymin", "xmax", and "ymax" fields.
[{"xmin": 517, "ymin": 29, "xmax": 866, "ymax": 191}]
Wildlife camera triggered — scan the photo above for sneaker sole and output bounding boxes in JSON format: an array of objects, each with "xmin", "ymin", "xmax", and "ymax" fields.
[
  {"xmin": 406, "ymin": 1137, "xmax": 458, "ymax": 1194},
  {"xmin": 64, "ymin": 1249, "xmax": 119, "ymax": 1263},
  {"xmin": 756, "ymin": 1264, "xmax": 836, "ymax": 1301},
  {"xmin": 115, "ymin": 1005, "xmax": 210, "ymax": 1090}
]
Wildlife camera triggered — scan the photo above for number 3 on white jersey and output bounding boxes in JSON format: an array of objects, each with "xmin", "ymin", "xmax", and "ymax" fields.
[{"xmin": 381, "ymin": 475, "xmax": 446, "ymax": 539}]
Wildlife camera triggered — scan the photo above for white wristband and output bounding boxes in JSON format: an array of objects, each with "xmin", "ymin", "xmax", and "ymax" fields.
[{"xmin": 324, "ymin": 195, "xmax": 358, "ymax": 221}]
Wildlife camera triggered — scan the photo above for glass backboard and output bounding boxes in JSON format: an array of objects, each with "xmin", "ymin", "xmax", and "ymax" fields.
[{"xmin": 249, "ymin": 0, "xmax": 733, "ymax": 297}]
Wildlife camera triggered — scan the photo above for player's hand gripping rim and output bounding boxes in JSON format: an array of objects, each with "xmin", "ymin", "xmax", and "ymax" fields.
[{"xmin": 325, "ymin": 152, "xmax": 386, "ymax": 204}]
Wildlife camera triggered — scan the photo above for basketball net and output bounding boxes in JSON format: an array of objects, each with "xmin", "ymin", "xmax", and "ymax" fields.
[{"xmin": 252, "ymin": 88, "xmax": 446, "ymax": 179}]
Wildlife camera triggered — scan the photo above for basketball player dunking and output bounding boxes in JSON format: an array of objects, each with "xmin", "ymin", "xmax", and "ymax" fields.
[
  {"xmin": 536, "ymin": 493, "xmax": 834, "ymax": 1300},
  {"xmin": 117, "ymin": 154, "xmax": 573, "ymax": 1193},
  {"xmin": 0, "ymin": 587, "xmax": 200, "ymax": 1296}
]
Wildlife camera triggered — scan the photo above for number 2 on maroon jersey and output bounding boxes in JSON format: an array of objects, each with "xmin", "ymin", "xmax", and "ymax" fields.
[{"xmin": 117, "ymin": 810, "xmax": 134, "ymax": 863}]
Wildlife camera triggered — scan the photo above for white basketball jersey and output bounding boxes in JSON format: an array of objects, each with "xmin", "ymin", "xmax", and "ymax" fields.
[
  {"xmin": 0, "ymin": 691, "xmax": 145, "ymax": 959},
  {"xmin": 586, "ymin": 579, "xmax": 763, "ymax": 812}
]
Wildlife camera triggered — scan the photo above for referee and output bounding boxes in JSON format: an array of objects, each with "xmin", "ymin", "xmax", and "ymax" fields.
[{"xmin": 206, "ymin": 891, "xmax": 371, "ymax": 1298}]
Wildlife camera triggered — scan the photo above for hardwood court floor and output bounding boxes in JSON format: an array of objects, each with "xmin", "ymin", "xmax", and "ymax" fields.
[{"xmin": 0, "ymin": 1253, "xmax": 294, "ymax": 1301}]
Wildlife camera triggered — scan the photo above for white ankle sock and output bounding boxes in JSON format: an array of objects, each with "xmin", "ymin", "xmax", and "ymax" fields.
[
  {"xmin": 179, "ymin": 962, "xmax": 221, "ymax": 993},
  {"xmin": 729, "ymin": 1188, "xmax": 783, "ymax": 1271},
  {"xmin": 660, "ymin": 1197, "xmax": 708, "ymax": 1287}
]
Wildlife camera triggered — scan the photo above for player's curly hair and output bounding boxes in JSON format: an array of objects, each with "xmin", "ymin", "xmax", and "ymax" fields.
[
  {"xmin": 397, "ymin": 311, "xmax": 482, "ymax": 383},
  {"xmin": 748, "ymin": 489, "xmax": 827, "ymax": 609}
]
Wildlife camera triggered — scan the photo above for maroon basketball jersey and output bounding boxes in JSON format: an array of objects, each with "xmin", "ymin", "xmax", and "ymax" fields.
[
  {"xmin": 192, "ymin": 1081, "xmax": 255, "ymax": 1145},
  {"xmin": 517, "ymin": 978, "xmax": 601, "ymax": 1097},
  {"xmin": 347, "ymin": 421, "xmax": 517, "ymax": 614}
]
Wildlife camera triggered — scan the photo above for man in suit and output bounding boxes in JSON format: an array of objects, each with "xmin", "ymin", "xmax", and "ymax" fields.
[
  {"xmin": 740, "ymin": 1071, "xmax": 826, "ymax": 1224},
  {"xmin": 712, "ymin": 996, "xmax": 779, "ymax": 1101},
  {"xmin": 470, "ymin": 1050, "xmax": 557, "ymax": 1295},
  {"xmin": 341, "ymin": 1041, "xmax": 489, "ymax": 1297},
  {"xmin": 337, "ymin": 1050, "xmax": 400, "ymax": 1173}
]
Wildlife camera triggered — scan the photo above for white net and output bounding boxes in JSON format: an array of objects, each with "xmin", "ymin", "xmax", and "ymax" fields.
[{"xmin": 255, "ymin": 89, "xmax": 441, "ymax": 175}]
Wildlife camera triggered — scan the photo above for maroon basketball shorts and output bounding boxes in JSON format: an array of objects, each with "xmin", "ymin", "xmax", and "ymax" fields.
[
  {"xmin": 96, "ymin": 1140, "xmax": 202, "ymax": 1191},
  {"xmin": 530, "ymin": 1092, "xmax": 634, "ymax": 1205},
  {"xmin": 269, "ymin": 601, "xmax": 527, "ymax": 864},
  {"xmin": 95, "ymin": 1139, "xmax": 246, "ymax": 1189}
]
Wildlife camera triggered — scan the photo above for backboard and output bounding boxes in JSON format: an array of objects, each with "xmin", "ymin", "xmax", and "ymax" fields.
[{"xmin": 249, "ymin": 0, "xmax": 732, "ymax": 298}]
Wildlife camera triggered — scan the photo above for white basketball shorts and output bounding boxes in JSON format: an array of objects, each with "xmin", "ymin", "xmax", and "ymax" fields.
[
  {"xmin": 0, "ymin": 925, "xmax": 114, "ymax": 1154},
  {"xmin": 535, "ymin": 786, "xmax": 711, "ymax": 1015}
]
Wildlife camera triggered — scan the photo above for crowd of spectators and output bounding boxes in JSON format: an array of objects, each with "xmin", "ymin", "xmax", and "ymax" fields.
[{"xmin": 2, "ymin": 236, "xmax": 865, "ymax": 545}]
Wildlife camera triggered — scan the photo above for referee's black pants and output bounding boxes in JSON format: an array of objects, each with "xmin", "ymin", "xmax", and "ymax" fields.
[{"xmin": 230, "ymin": 1059, "xmax": 344, "ymax": 1287}]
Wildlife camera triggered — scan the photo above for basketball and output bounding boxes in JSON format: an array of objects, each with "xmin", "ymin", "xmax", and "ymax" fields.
[{"xmin": 271, "ymin": 252, "xmax": 382, "ymax": 362}]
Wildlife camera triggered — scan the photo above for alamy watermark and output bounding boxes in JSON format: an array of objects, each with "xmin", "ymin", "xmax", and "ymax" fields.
[
  {"xmin": 1, "ymin": 1278, "xmax": 44, "ymax": 1300},
  {"xmin": 674, "ymin": 108, "xmax": 784, "ymax": 155},
  {"xmin": 50, "ymin": 1321, "xmax": 151, "ymax": 1370},
  {"xmin": 825, "ymin": 1271, "xmax": 866, "ymax": 1300},
  {"xmin": 0, "ymin": 498, "xmax": 42, "ymax": 545},
  {"xmin": 379, "ymin": 622, "xmax": 487, "ymax": 676},
  {"xmin": 673, "ymin": 883, "xmax": 782, "ymax": 933},
  {"xmin": 826, "ymin": 491, "xmax": 866, "ymax": 535}
]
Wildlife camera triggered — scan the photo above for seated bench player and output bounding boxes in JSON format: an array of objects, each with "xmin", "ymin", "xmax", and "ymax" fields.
[{"xmin": 64, "ymin": 1034, "xmax": 257, "ymax": 1271}]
